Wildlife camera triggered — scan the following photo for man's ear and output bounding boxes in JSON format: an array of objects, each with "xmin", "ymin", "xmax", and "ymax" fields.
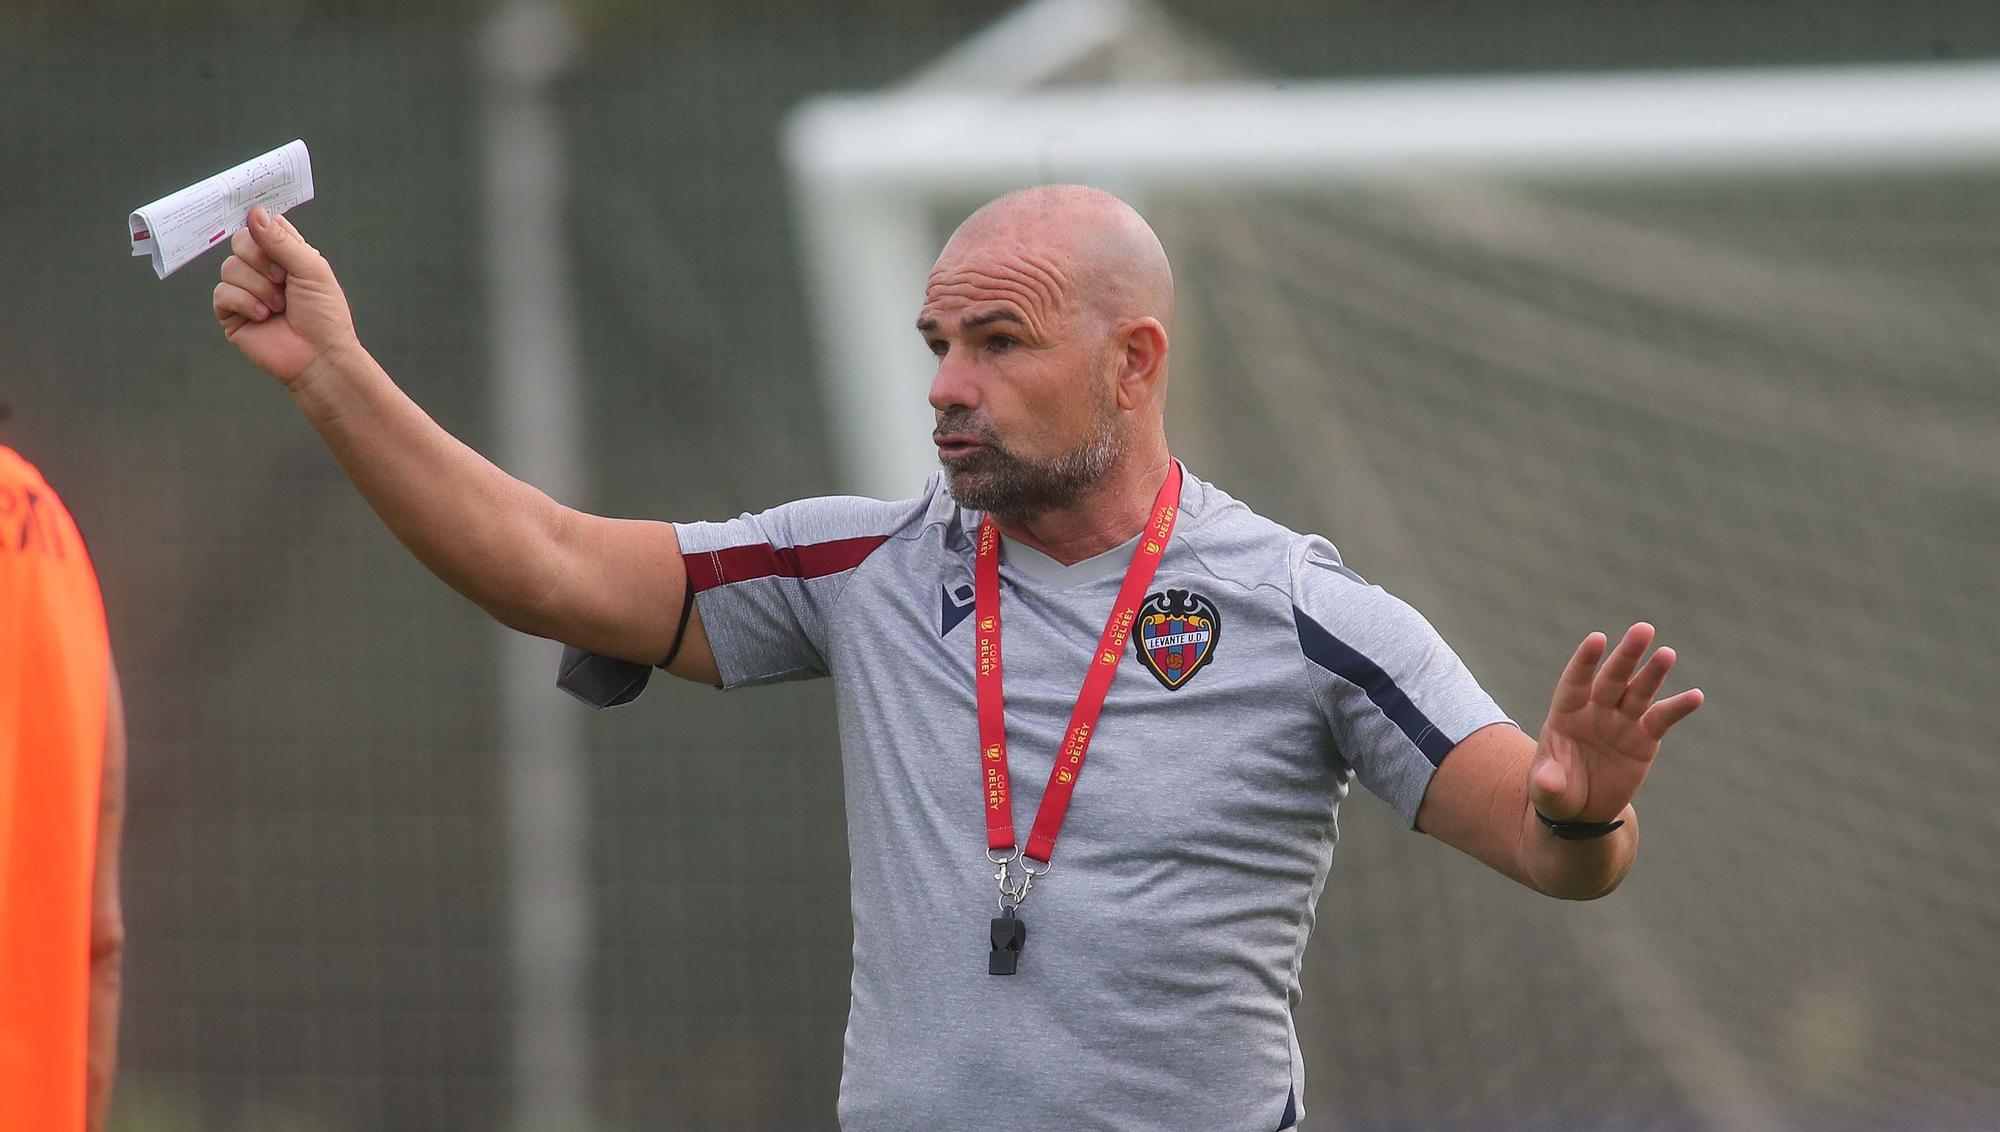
[{"xmin": 1113, "ymin": 317, "xmax": 1169, "ymax": 410}]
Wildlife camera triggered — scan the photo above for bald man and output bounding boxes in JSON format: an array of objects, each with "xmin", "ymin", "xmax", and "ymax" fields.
[{"xmin": 212, "ymin": 188, "xmax": 1701, "ymax": 1131}]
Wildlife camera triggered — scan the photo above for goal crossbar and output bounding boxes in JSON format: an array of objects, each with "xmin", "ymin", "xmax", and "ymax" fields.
[{"xmin": 783, "ymin": 60, "xmax": 2000, "ymax": 498}]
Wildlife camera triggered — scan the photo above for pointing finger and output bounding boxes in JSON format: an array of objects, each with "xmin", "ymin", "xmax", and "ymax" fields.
[
  {"xmin": 1551, "ymin": 631, "xmax": 1607, "ymax": 714},
  {"xmin": 1642, "ymin": 688, "xmax": 1705, "ymax": 739},
  {"xmin": 1591, "ymin": 622, "xmax": 1655, "ymax": 707}
]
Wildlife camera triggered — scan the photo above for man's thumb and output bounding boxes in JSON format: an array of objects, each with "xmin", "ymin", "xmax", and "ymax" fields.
[
  {"xmin": 248, "ymin": 207, "xmax": 320, "ymax": 275},
  {"xmin": 1530, "ymin": 757, "xmax": 1569, "ymax": 809}
]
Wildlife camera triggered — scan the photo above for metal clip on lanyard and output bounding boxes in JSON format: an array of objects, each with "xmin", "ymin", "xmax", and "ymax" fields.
[{"xmin": 988, "ymin": 845, "xmax": 1051, "ymax": 914}]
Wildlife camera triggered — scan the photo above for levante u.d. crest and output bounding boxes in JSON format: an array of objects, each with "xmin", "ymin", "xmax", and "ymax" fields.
[{"xmin": 1134, "ymin": 589, "xmax": 1220, "ymax": 690}]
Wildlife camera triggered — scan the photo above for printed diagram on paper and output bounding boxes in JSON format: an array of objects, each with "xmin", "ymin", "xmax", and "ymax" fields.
[{"xmin": 129, "ymin": 140, "xmax": 314, "ymax": 279}]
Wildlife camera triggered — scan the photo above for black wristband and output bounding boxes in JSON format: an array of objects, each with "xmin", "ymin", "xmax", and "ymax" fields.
[{"xmin": 1535, "ymin": 809, "xmax": 1626, "ymax": 841}]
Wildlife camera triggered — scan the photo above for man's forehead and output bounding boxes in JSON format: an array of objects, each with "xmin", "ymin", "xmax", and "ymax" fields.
[
  {"xmin": 931, "ymin": 233, "xmax": 1076, "ymax": 287},
  {"xmin": 921, "ymin": 248, "xmax": 1071, "ymax": 325}
]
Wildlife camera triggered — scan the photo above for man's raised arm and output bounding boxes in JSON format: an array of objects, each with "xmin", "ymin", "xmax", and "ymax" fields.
[{"xmin": 212, "ymin": 206, "xmax": 717, "ymax": 683}]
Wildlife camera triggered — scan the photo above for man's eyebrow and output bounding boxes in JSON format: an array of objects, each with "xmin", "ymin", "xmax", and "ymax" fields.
[
  {"xmin": 916, "ymin": 309, "xmax": 1026, "ymax": 336},
  {"xmin": 963, "ymin": 310, "xmax": 1024, "ymax": 331}
]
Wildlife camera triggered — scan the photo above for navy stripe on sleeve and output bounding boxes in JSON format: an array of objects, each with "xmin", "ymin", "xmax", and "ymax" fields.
[{"xmin": 1294, "ymin": 606, "xmax": 1455, "ymax": 766}]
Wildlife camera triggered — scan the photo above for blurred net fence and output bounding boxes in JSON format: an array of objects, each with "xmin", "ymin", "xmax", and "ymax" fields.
[
  {"xmin": 2, "ymin": 2, "xmax": 1998, "ymax": 1131},
  {"xmin": 1147, "ymin": 173, "xmax": 2000, "ymax": 1130}
]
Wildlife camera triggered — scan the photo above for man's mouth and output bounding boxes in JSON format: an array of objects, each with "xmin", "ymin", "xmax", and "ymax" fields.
[{"xmin": 934, "ymin": 435, "xmax": 987, "ymax": 460}]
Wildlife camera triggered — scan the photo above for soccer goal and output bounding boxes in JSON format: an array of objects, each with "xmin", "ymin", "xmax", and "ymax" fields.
[{"xmin": 782, "ymin": 5, "xmax": 2000, "ymax": 1128}]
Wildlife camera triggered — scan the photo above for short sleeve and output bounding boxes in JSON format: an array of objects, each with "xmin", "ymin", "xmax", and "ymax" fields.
[
  {"xmin": 556, "ymin": 491, "xmax": 919, "ymax": 707},
  {"xmin": 678, "ymin": 495, "xmax": 907, "ymax": 688},
  {"xmin": 1291, "ymin": 544, "xmax": 1514, "ymax": 825}
]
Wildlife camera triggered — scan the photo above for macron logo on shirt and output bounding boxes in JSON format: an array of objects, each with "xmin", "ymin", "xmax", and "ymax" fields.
[{"xmin": 941, "ymin": 582, "xmax": 976, "ymax": 637}]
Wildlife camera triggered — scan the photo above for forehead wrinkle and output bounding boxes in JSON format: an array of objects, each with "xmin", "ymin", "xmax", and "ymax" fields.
[
  {"xmin": 924, "ymin": 272, "xmax": 1040, "ymax": 316},
  {"xmin": 1010, "ymin": 251, "xmax": 1077, "ymax": 322},
  {"xmin": 924, "ymin": 265, "xmax": 1064, "ymax": 336},
  {"xmin": 969, "ymin": 255, "xmax": 1070, "ymax": 323},
  {"xmin": 986, "ymin": 259, "xmax": 1064, "ymax": 326}
]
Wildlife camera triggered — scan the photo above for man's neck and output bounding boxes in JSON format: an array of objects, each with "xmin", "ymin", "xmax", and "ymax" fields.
[{"xmin": 993, "ymin": 450, "xmax": 1173, "ymax": 566}]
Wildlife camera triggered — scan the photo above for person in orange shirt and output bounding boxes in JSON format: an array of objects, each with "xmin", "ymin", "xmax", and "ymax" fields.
[{"xmin": 0, "ymin": 445, "xmax": 126, "ymax": 1132}]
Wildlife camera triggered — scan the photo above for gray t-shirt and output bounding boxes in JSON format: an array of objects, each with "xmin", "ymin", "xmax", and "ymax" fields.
[{"xmin": 561, "ymin": 465, "xmax": 1512, "ymax": 1132}]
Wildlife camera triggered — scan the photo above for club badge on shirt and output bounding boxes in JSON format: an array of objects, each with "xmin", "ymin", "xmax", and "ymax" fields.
[{"xmin": 1134, "ymin": 589, "xmax": 1220, "ymax": 690}]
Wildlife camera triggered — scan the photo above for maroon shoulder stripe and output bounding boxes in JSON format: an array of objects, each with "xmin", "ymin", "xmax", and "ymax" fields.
[{"xmin": 684, "ymin": 534, "xmax": 889, "ymax": 593}]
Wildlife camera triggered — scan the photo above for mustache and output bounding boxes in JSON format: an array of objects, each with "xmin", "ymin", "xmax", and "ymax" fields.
[{"xmin": 933, "ymin": 409, "xmax": 1000, "ymax": 446}]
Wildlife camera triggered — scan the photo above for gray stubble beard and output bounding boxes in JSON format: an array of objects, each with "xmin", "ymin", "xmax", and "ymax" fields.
[{"xmin": 938, "ymin": 396, "xmax": 1125, "ymax": 521}]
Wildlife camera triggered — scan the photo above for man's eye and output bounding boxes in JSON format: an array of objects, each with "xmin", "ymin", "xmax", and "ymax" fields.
[
  {"xmin": 927, "ymin": 339, "xmax": 947, "ymax": 358},
  {"xmin": 987, "ymin": 335, "xmax": 1014, "ymax": 353}
]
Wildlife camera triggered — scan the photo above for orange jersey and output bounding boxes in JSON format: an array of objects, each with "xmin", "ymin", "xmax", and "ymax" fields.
[{"xmin": 0, "ymin": 446, "xmax": 109, "ymax": 1132}]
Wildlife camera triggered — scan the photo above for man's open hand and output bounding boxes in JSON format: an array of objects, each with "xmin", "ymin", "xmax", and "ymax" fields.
[
  {"xmin": 212, "ymin": 206, "xmax": 358, "ymax": 386},
  {"xmin": 1530, "ymin": 623, "xmax": 1704, "ymax": 824}
]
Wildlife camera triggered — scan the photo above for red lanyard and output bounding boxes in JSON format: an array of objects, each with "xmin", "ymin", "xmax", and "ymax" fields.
[{"xmin": 974, "ymin": 460, "xmax": 1183, "ymax": 864}]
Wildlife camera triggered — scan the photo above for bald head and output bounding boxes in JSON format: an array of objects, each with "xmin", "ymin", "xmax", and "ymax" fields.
[{"xmin": 937, "ymin": 184, "xmax": 1175, "ymax": 332}]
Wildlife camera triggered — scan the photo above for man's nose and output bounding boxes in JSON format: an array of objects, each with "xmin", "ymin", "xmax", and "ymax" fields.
[{"xmin": 928, "ymin": 350, "xmax": 981, "ymax": 416}]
